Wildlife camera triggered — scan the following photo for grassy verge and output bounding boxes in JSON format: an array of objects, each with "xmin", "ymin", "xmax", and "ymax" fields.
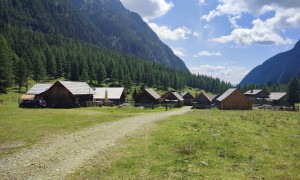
[
  {"xmin": 0, "ymin": 91, "xmax": 168, "ymax": 157},
  {"xmin": 70, "ymin": 109, "xmax": 300, "ymax": 179}
]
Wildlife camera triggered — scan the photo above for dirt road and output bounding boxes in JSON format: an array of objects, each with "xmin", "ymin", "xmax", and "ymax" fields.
[{"xmin": 0, "ymin": 107, "xmax": 191, "ymax": 179}]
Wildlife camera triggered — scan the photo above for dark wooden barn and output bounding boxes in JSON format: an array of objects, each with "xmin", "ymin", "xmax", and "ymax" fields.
[
  {"xmin": 193, "ymin": 92, "xmax": 213, "ymax": 109},
  {"xmin": 244, "ymin": 89, "xmax": 269, "ymax": 104},
  {"xmin": 134, "ymin": 88, "xmax": 161, "ymax": 108},
  {"xmin": 161, "ymin": 91, "xmax": 184, "ymax": 108},
  {"xmin": 39, "ymin": 81, "xmax": 95, "ymax": 108},
  {"xmin": 266, "ymin": 92, "xmax": 287, "ymax": 106},
  {"xmin": 216, "ymin": 88, "xmax": 252, "ymax": 110},
  {"xmin": 181, "ymin": 92, "xmax": 194, "ymax": 106}
]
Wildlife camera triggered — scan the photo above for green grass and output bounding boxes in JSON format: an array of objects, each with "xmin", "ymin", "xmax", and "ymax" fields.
[
  {"xmin": 70, "ymin": 109, "xmax": 300, "ymax": 179},
  {"xmin": 0, "ymin": 91, "xmax": 168, "ymax": 157}
]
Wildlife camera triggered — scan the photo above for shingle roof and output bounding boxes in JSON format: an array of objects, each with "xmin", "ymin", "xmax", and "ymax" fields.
[
  {"xmin": 195, "ymin": 92, "xmax": 212, "ymax": 103},
  {"xmin": 244, "ymin": 89, "xmax": 264, "ymax": 95},
  {"xmin": 217, "ymin": 88, "xmax": 236, "ymax": 101},
  {"xmin": 207, "ymin": 94, "xmax": 218, "ymax": 101},
  {"xmin": 144, "ymin": 88, "xmax": 160, "ymax": 100},
  {"xmin": 93, "ymin": 87, "xmax": 125, "ymax": 99},
  {"xmin": 26, "ymin": 84, "xmax": 52, "ymax": 95},
  {"xmin": 172, "ymin": 92, "xmax": 184, "ymax": 101},
  {"xmin": 268, "ymin": 92, "xmax": 287, "ymax": 101},
  {"xmin": 59, "ymin": 81, "xmax": 95, "ymax": 95},
  {"xmin": 181, "ymin": 92, "xmax": 188, "ymax": 97},
  {"xmin": 181, "ymin": 92, "xmax": 194, "ymax": 99}
]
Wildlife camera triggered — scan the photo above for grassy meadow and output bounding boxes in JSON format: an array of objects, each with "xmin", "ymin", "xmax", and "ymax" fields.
[
  {"xmin": 0, "ymin": 91, "xmax": 168, "ymax": 157},
  {"xmin": 70, "ymin": 109, "xmax": 300, "ymax": 179}
]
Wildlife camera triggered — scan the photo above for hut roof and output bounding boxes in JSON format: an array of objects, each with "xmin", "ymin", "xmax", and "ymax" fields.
[
  {"xmin": 173, "ymin": 92, "xmax": 184, "ymax": 101},
  {"xmin": 26, "ymin": 84, "xmax": 52, "ymax": 95},
  {"xmin": 244, "ymin": 89, "xmax": 263, "ymax": 95},
  {"xmin": 181, "ymin": 92, "xmax": 194, "ymax": 99},
  {"xmin": 268, "ymin": 92, "xmax": 287, "ymax": 101},
  {"xmin": 59, "ymin": 81, "xmax": 95, "ymax": 95},
  {"xmin": 207, "ymin": 94, "xmax": 218, "ymax": 101},
  {"xmin": 195, "ymin": 92, "xmax": 212, "ymax": 103},
  {"xmin": 93, "ymin": 87, "xmax": 125, "ymax": 99},
  {"xmin": 217, "ymin": 88, "xmax": 236, "ymax": 101},
  {"xmin": 144, "ymin": 88, "xmax": 160, "ymax": 100},
  {"xmin": 20, "ymin": 94, "xmax": 35, "ymax": 101},
  {"xmin": 164, "ymin": 91, "xmax": 184, "ymax": 101}
]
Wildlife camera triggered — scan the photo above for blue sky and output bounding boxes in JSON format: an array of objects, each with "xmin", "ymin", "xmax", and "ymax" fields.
[{"xmin": 120, "ymin": 0, "xmax": 300, "ymax": 84}]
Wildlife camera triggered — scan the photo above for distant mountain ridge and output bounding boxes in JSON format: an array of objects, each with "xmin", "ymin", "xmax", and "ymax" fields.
[
  {"xmin": 0, "ymin": 0, "xmax": 188, "ymax": 71},
  {"xmin": 240, "ymin": 40, "xmax": 300, "ymax": 85}
]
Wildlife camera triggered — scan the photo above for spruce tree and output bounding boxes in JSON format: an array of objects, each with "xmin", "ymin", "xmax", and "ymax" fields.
[
  {"xmin": 287, "ymin": 77, "xmax": 300, "ymax": 110},
  {"xmin": 0, "ymin": 35, "xmax": 14, "ymax": 91},
  {"xmin": 97, "ymin": 62, "xmax": 107, "ymax": 84},
  {"xmin": 14, "ymin": 57, "xmax": 28, "ymax": 92}
]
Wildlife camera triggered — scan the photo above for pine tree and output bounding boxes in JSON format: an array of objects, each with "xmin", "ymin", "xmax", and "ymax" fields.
[
  {"xmin": 97, "ymin": 62, "xmax": 107, "ymax": 84},
  {"xmin": 70, "ymin": 61, "xmax": 79, "ymax": 81},
  {"xmin": 44, "ymin": 48, "xmax": 56, "ymax": 79},
  {"xmin": 32, "ymin": 50, "xmax": 46, "ymax": 83},
  {"xmin": 287, "ymin": 77, "xmax": 300, "ymax": 110},
  {"xmin": 0, "ymin": 35, "xmax": 14, "ymax": 92},
  {"xmin": 14, "ymin": 57, "xmax": 28, "ymax": 92},
  {"xmin": 132, "ymin": 88, "xmax": 137, "ymax": 99}
]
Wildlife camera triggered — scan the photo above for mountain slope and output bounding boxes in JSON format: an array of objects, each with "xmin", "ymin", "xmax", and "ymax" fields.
[
  {"xmin": 0, "ymin": 0, "xmax": 188, "ymax": 71},
  {"xmin": 240, "ymin": 40, "xmax": 300, "ymax": 85}
]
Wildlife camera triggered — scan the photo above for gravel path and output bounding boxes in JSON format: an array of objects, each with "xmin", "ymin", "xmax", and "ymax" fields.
[{"xmin": 0, "ymin": 107, "xmax": 191, "ymax": 179}]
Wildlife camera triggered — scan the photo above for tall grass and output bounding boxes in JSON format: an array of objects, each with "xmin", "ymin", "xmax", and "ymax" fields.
[{"xmin": 70, "ymin": 109, "xmax": 300, "ymax": 179}]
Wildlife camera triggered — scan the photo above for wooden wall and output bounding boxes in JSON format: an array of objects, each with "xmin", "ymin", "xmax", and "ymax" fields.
[{"xmin": 220, "ymin": 90, "xmax": 252, "ymax": 110}]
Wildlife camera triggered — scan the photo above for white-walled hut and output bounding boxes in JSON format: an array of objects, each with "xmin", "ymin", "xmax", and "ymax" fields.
[
  {"xmin": 39, "ymin": 81, "xmax": 95, "ymax": 108},
  {"xmin": 216, "ymin": 88, "xmax": 252, "ymax": 110},
  {"xmin": 93, "ymin": 87, "xmax": 126, "ymax": 105}
]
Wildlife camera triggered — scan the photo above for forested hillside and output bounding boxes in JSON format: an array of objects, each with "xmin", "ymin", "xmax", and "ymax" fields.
[
  {"xmin": 0, "ymin": 0, "xmax": 187, "ymax": 71},
  {"xmin": 0, "ymin": 0, "xmax": 232, "ymax": 94}
]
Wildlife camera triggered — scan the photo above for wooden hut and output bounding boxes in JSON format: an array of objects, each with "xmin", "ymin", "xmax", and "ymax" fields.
[
  {"xmin": 216, "ymin": 88, "xmax": 252, "ymax": 110},
  {"xmin": 181, "ymin": 92, "xmax": 194, "ymax": 106},
  {"xmin": 93, "ymin": 87, "xmax": 126, "ymax": 105},
  {"xmin": 20, "ymin": 83, "xmax": 52, "ymax": 103},
  {"xmin": 266, "ymin": 92, "xmax": 287, "ymax": 106},
  {"xmin": 244, "ymin": 89, "xmax": 269, "ymax": 104},
  {"xmin": 134, "ymin": 88, "xmax": 161, "ymax": 108},
  {"xmin": 208, "ymin": 94, "xmax": 218, "ymax": 104},
  {"xmin": 161, "ymin": 91, "xmax": 184, "ymax": 108},
  {"xmin": 39, "ymin": 81, "xmax": 95, "ymax": 108},
  {"xmin": 193, "ymin": 92, "xmax": 214, "ymax": 109}
]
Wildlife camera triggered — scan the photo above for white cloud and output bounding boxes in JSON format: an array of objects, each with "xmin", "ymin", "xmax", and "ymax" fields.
[
  {"xmin": 198, "ymin": 0, "xmax": 206, "ymax": 6},
  {"xmin": 120, "ymin": 0, "xmax": 174, "ymax": 20},
  {"xmin": 171, "ymin": 47, "xmax": 186, "ymax": 57},
  {"xmin": 212, "ymin": 18, "xmax": 293, "ymax": 45},
  {"xmin": 193, "ymin": 31, "xmax": 201, "ymax": 37},
  {"xmin": 202, "ymin": 0, "xmax": 300, "ymax": 45},
  {"xmin": 189, "ymin": 65, "xmax": 250, "ymax": 84},
  {"xmin": 148, "ymin": 22, "xmax": 192, "ymax": 41},
  {"xmin": 194, "ymin": 51, "xmax": 221, "ymax": 57}
]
